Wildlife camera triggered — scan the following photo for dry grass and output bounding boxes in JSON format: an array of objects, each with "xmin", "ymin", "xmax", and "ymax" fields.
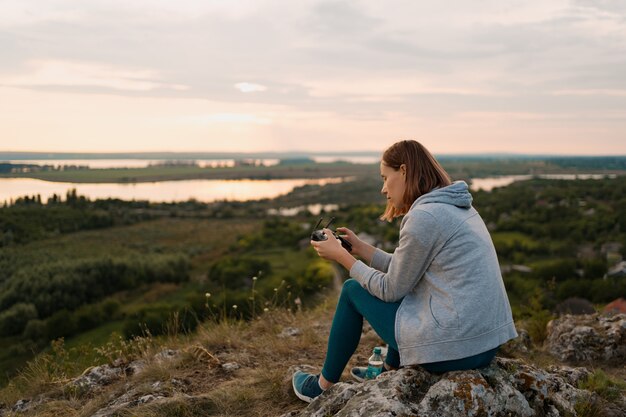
[
  {"xmin": 26, "ymin": 401, "xmax": 81, "ymax": 417},
  {"xmin": 1, "ymin": 293, "xmax": 393, "ymax": 416}
]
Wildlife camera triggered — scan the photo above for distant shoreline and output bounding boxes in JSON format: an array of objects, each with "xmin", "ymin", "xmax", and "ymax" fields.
[
  {"xmin": 2, "ymin": 151, "xmax": 625, "ymax": 161},
  {"xmin": 1, "ymin": 159, "xmax": 624, "ymax": 184},
  {"xmin": 0, "ymin": 163, "xmax": 377, "ymax": 184}
]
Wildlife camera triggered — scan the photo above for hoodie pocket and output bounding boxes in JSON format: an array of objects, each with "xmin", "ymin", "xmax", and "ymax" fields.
[{"xmin": 429, "ymin": 293, "xmax": 460, "ymax": 330}]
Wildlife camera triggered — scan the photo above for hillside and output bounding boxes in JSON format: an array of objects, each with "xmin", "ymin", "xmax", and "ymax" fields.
[
  {"xmin": 1, "ymin": 172, "xmax": 626, "ymax": 415},
  {"xmin": 0, "ymin": 292, "xmax": 624, "ymax": 416},
  {"xmin": 0, "ymin": 293, "xmax": 367, "ymax": 416}
]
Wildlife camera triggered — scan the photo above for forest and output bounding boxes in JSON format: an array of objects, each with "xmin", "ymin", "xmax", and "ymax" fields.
[{"xmin": 0, "ymin": 166, "xmax": 625, "ymax": 384}]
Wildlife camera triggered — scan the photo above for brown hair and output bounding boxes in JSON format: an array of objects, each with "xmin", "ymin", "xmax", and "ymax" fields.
[{"xmin": 381, "ymin": 140, "xmax": 452, "ymax": 221}]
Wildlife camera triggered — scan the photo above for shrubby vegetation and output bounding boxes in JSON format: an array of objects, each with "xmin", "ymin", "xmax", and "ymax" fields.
[
  {"xmin": 472, "ymin": 176, "xmax": 626, "ymax": 309},
  {"xmin": 1, "ymin": 170, "xmax": 625, "ymax": 385},
  {"xmin": 0, "ymin": 254, "xmax": 189, "ymax": 342}
]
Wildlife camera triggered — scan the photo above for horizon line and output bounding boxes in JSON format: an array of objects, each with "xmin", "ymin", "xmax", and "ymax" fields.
[{"xmin": 1, "ymin": 150, "xmax": 626, "ymax": 158}]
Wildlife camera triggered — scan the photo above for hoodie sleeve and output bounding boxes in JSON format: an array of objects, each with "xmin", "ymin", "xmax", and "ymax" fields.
[
  {"xmin": 370, "ymin": 248, "xmax": 392, "ymax": 272},
  {"xmin": 350, "ymin": 210, "xmax": 441, "ymax": 302}
]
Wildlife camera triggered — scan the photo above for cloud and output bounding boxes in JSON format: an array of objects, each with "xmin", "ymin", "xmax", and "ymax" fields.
[
  {"xmin": 177, "ymin": 113, "xmax": 272, "ymax": 125},
  {"xmin": 0, "ymin": 0, "xmax": 625, "ymax": 153},
  {"xmin": 234, "ymin": 82, "xmax": 267, "ymax": 93},
  {"xmin": 0, "ymin": 60, "xmax": 189, "ymax": 92}
]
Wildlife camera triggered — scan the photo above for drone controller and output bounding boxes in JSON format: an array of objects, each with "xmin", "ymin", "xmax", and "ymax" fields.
[{"xmin": 311, "ymin": 217, "xmax": 353, "ymax": 252}]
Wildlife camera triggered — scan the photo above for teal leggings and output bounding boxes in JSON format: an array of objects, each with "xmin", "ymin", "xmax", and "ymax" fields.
[{"xmin": 321, "ymin": 279, "xmax": 498, "ymax": 383}]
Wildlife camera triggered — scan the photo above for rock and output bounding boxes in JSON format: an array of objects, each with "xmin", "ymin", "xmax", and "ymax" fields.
[
  {"xmin": 11, "ymin": 399, "xmax": 33, "ymax": 413},
  {"xmin": 221, "ymin": 362, "xmax": 240, "ymax": 372},
  {"xmin": 545, "ymin": 365, "xmax": 592, "ymax": 387},
  {"xmin": 154, "ymin": 349, "xmax": 179, "ymax": 362},
  {"xmin": 125, "ymin": 359, "xmax": 147, "ymax": 376},
  {"xmin": 136, "ymin": 394, "xmax": 164, "ymax": 405},
  {"xmin": 555, "ymin": 297, "xmax": 595, "ymax": 316},
  {"xmin": 8, "ymin": 397, "xmax": 47, "ymax": 415},
  {"xmin": 501, "ymin": 328, "xmax": 532, "ymax": 354},
  {"xmin": 90, "ymin": 391, "xmax": 167, "ymax": 417},
  {"xmin": 279, "ymin": 327, "xmax": 302, "ymax": 338},
  {"xmin": 287, "ymin": 358, "xmax": 604, "ymax": 417},
  {"xmin": 71, "ymin": 364, "xmax": 123, "ymax": 392},
  {"xmin": 546, "ymin": 313, "xmax": 626, "ymax": 363}
]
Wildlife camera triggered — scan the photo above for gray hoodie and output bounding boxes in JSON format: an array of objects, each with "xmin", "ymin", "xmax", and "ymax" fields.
[{"xmin": 350, "ymin": 181, "xmax": 517, "ymax": 365}]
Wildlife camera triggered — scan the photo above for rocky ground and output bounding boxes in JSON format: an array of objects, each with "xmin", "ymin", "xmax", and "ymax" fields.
[
  {"xmin": 283, "ymin": 357, "xmax": 624, "ymax": 417},
  {"xmin": 1, "ymin": 311, "xmax": 624, "ymax": 417}
]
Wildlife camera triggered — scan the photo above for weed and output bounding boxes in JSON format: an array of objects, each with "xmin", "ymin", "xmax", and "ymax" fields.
[
  {"xmin": 523, "ymin": 288, "xmax": 554, "ymax": 345},
  {"xmin": 94, "ymin": 331, "xmax": 155, "ymax": 365},
  {"xmin": 578, "ymin": 369, "xmax": 626, "ymax": 402},
  {"xmin": 574, "ymin": 396, "xmax": 602, "ymax": 417}
]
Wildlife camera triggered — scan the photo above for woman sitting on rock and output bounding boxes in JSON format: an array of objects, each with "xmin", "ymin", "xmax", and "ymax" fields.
[{"xmin": 292, "ymin": 139, "xmax": 518, "ymax": 403}]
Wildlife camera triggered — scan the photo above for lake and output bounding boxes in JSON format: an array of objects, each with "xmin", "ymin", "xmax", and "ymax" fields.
[
  {"xmin": 470, "ymin": 174, "xmax": 617, "ymax": 191},
  {"xmin": 0, "ymin": 173, "xmax": 616, "ymax": 205},
  {"xmin": 0, "ymin": 177, "xmax": 347, "ymax": 204}
]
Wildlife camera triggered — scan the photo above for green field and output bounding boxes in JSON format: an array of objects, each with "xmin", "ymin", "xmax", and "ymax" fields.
[
  {"xmin": 0, "ymin": 163, "xmax": 376, "ymax": 183},
  {"xmin": 3, "ymin": 157, "xmax": 624, "ymax": 184}
]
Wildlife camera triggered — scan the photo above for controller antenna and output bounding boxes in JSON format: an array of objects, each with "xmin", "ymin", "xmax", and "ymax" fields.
[
  {"xmin": 324, "ymin": 217, "xmax": 335, "ymax": 229},
  {"xmin": 312, "ymin": 218, "xmax": 324, "ymax": 232}
]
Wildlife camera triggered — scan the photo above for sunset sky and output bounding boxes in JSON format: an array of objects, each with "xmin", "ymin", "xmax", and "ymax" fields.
[{"xmin": 1, "ymin": 0, "xmax": 625, "ymax": 155}]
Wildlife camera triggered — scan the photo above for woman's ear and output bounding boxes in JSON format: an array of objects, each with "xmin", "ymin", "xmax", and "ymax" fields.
[{"xmin": 400, "ymin": 164, "xmax": 407, "ymax": 176}]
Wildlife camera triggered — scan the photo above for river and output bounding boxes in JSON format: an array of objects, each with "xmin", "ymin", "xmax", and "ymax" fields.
[
  {"xmin": 0, "ymin": 177, "xmax": 347, "ymax": 204},
  {"xmin": 0, "ymin": 173, "xmax": 616, "ymax": 205}
]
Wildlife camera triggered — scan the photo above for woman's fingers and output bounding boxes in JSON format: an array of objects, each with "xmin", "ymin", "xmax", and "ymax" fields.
[
  {"xmin": 337, "ymin": 227, "xmax": 357, "ymax": 242},
  {"xmin": 323, "ymin": 228, "xmax": 337, "ymax": 241},
  {"xmin": 336, "ymin": 227, "xmax": 350, "ymax": 238}
]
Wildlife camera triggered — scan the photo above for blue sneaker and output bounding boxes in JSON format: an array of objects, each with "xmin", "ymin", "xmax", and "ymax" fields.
[
  {"xmin": 350, "ymin": 366, "xmax": 388, "ymax": 382},
  {"xmin": 292, "ymin": 371, "xmax": 324, "ymax": 403}
]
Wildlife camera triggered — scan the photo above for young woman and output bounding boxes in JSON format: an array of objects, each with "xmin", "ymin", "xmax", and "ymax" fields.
[{"xmin": 292, "ymin": 140, "xmax": 517, "ymax": 403}]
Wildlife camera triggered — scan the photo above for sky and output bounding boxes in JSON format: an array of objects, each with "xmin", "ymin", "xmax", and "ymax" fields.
[{"xmin": 1, "ymin": 0, "xmax": 625, "ymax": 155}]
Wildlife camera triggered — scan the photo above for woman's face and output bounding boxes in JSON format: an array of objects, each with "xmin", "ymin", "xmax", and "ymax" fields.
[{"xmin": 380, "ymin": 162, "xmax": 406, "ymax": 209}]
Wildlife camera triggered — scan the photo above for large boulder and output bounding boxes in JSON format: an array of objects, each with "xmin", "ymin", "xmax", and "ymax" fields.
[
  {"xmin": 283, "ymin": 358, "xmax": 615, "ymax": 417},
  {"xmin": 546, "ymin": 313, "xmax": 626, "ymax": 363}
]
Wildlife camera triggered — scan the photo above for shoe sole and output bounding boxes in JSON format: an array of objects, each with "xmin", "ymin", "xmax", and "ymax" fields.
[
  {"xmin": 292, "ymin": 375, "xmax": 314, "ymax": 403},
  {"xmin": 350, "ymin": 368, "xmax": 366, "ymax": 383}
]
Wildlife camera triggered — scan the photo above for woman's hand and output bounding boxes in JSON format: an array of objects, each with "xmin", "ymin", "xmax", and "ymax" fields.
[
  {"xmin": 311, "ymin": 228, "xmax": 357, "ymax": 271},
  {"xmin": 336, "ymin": 227, "xmax": 363, "ymax": 257},
  {"xmin": 311, "ymin": 228, "xmax": 345, "ymax": 262},
  {"xmin": 336, "ymin": 226, "xmax": 377, "ymax": 265}
]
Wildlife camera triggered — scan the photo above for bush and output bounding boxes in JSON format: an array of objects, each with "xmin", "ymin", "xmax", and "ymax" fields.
[
  {"xmin": 75, "ymin": 304, "xmax": 105, "ymax": 332},
  {"xmin": 0, "ymin": 303, "xmax": 38, "ymax": 336},
  {"xmin": 0, "ymin": 254, "xmax": 190, "ymax": 319},
  {"xmin": 299, "ymin": 259, "xmax": 334, "ymax": 292},
  {"xmin": 208, "ymin": 257, "xmax": 270, "ymax": 290},
  {"xmin": 102, "ymin": 299, "xmax": 121, "ymax": 318},
  {"xmin": 581, "ymin": 258, "xmax": 607, "ymax": 279},
  {"xmin": 22, "ymin": 319, "xmax": 47, "ymax": 342},
  {"xmin": 46, "ymin": 310, "xmax": 77, "ymax": 340},
  {"xmin": 531, "ymin": 258, "xmax": 577, "ymax": 282},
  {"xmin": 123, "ymin": 305, "xmax": 197, "ymax": 338},
  {"xmin": 578, "ymin": 369, "xmax": 626, "ymax": 402},
  {"xmin": 522, "ymin": 289, "xmax": 554, "ymax": 345}
]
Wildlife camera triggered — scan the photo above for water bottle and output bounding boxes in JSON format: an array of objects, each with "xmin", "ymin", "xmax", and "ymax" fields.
[{"xmin": 364, "ymin": 347, "xmax": 384, "ymax": 379}]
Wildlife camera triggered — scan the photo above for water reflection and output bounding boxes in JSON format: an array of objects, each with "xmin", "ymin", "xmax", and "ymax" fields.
[
  {"xmin": 0, "ymin": 177, "xmax": 347, "ymax": 204},
  {"xmin": 470, "ymin": 174, "xmax": 616, "ymax": 192},
  {"xmin": 5, "ymin": 159, "xmax": 280, "ymax": 169},
  {"xmin": 267, "ymin": 204, "xmax": 339, "ymax": 217},
  {"xmin": 312, "ymin": 156, "xmax": 378, "ymax": 164}
]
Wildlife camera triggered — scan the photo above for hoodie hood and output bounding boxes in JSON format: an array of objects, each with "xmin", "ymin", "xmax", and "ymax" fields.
[{"xmin": 411, "ymin": 180, "xmax": 473, "ymax": 209}]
